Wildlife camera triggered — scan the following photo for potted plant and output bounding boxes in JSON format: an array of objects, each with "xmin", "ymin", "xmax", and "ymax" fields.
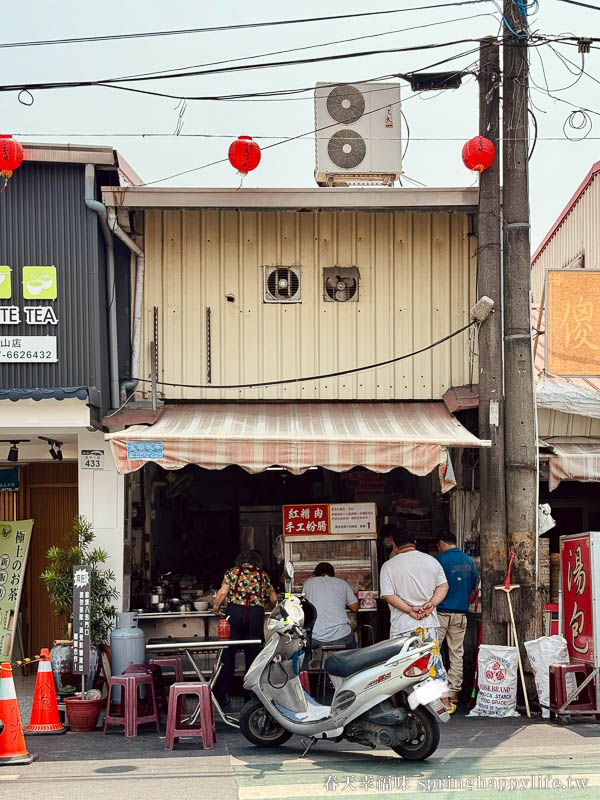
[{"xmin": 41, "ymin": 515, "xmax": 119, "ymax": 730}]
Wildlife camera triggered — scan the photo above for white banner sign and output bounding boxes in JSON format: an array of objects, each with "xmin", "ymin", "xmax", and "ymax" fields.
[
  {"xmin": 330, "ymin": 502, "xmax": 377, "ymax": 534},
  {"xmin": 0, "ymin": 335, "xmax": 57, "ymax": 362}
]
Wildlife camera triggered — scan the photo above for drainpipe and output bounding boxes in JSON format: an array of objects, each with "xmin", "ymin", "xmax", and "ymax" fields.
[
  {"xmin": 84, "ymin": 165, "xmax": 120, "ymax": 411},
  {"xmin": 106, "ymin": 207, "xmax": 145, "ymax": 399}
]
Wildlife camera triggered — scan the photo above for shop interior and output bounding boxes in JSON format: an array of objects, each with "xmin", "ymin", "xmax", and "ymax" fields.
[{"xmin": 128, "ymin": 462, "xmax": 453, "ymax": 636}]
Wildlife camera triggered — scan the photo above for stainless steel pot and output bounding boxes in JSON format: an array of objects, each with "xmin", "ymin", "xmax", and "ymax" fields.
[
  {"xmin": 152, "ymin": 602, "xmax": 167, "ymax": 611},
  {"xmin": 150, "ymin": 593, "xmax": 163, "ymax": 605}
]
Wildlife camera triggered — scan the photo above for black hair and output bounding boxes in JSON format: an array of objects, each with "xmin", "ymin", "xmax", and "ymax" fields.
[
  {"xmin": 379, "ymin": 523, "xmax": 398, "ymax": 540},
  {"xmin": 235, "ymin": 549, "xmax": 263, "ymax": 569},
  {"xmin": 314, "ymin": 562, "xmax": 335, "ymax": 577},
  {"xmin": 436, "ymin": 530, "xmax": 457, "ymax": 546},
  {"xmin": 391, "ymin": 528, "xmax": 417, "ymax": 548}
]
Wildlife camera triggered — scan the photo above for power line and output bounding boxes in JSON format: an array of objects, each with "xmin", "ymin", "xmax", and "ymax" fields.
[
  {"xmin": 132, "ymin": 321, "xmax": 477, "ymax": 391},
  {"xmin": 0, "ymin": 1, "xmax": 493, "ymax": 49},
  {"xmin": 0, "ymin": 37, "xmax": 489, "ymax": 94},
  {"xmin": 557, "ymin": 0, "xmax": 600, "ymax": 9},
  {"xmin": 115, "ymin": 12, "xmax": 496, "ymax": 83}
]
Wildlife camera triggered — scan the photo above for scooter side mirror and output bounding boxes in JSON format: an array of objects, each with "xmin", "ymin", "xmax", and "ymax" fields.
[{"xmin": 284, "ymin": 560, "xmax": 294, "ymax": 594}]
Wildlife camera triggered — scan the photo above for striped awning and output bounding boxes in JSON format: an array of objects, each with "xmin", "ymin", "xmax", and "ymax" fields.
[
  {"xmin": 547, "ymin": 437, "xmax": 600, "ymax": 491},
  {"xmin": 107, "ymin": 402, "xmax": 490, "ymax": 492}
]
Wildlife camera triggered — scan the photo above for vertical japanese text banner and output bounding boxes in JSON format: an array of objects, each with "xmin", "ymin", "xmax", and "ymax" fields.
[
  {"xmin": 0, "ymin": 519, "xmax": 34, "ymax": 659},
  {"xmin": 561, "ymin": 534, "xmax": 594, "ymax": 665},
  {"xmin": 73, "ymin": 564, "xmax": 91, "ymax": 677}
]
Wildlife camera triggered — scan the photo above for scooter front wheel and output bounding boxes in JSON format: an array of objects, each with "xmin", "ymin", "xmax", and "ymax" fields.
[
  {"xmin": 239, "ymin": 697, "xmax": 293, "ymax": 748},
  {"xmin": 391, "ymin": 706, "xmax": 440, "ymax": 761}
]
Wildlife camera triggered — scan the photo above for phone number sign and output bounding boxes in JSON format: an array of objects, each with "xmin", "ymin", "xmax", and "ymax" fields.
[
  {"xmin": 283, "ymin": 504, "xmax": 330, "ymax": 535},
  {"xmin": 0, "ymin": 336, "xmax": 57, "ymax": 362}
]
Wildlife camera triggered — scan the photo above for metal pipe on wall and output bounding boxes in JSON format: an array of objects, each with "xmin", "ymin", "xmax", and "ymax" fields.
[
  {"xmin": 84, "ymin": 165, "xmax": 120, "ymax": 410},
  {"xmin": 106, "ymin": 207, "xmax": 145, "ymax": 400}
]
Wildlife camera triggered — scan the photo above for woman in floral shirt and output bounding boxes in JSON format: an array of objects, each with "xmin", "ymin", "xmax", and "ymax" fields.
[{"xmin": 213, "ymin": 550, "xmax": 277, "ymax": 706}]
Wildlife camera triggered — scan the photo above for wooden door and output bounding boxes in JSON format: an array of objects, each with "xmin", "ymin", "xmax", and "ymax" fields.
[{"xmin": 23, "ymin": 463, "xmax": 77, "ymax": 656}]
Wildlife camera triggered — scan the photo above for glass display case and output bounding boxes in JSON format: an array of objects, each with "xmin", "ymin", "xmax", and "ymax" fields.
[{"xmin": 284, "ymin": 534, "xmax": 378, "ymax": 595}]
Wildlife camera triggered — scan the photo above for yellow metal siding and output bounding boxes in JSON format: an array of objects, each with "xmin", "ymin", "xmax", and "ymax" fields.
[
  {"xmin": 532, "ymin": 174, "xmax": 600, "ymax": 303},
  {"xmin": 139, "ymin": 210, "xmax": 477, "ymax": 401}
]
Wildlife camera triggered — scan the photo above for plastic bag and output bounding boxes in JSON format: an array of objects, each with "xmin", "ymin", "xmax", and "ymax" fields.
[
  {"xmin": 538, "ymin": 503, "xmax": 556, "ymax": 535},
  {"xmin": 468, "ymin": 644, "xmax": 520, "ymax": 717},
  {"xmin": 525, "ymin": 635, "xmax": 571, "ymax": 718}
]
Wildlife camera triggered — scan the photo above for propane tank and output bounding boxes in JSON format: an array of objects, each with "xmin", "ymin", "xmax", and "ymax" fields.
[
  {"xmin": 110, "ymin": 612, "xmax": 146, "ymax": 698},
  {"xmin": 218, "ymin": 616, "xmax": 231, "ymax": 640}
]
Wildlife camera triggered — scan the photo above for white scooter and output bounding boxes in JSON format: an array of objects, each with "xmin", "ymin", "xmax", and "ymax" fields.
[{"xmin": 240, "ymin": 567, "xmax": 449, "ymax": 761}]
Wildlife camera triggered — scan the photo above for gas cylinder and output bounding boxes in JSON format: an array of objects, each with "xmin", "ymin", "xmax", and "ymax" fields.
[
  {"xmin": 218, "ymin": 617, "xmax": 231, "ymax": 640},
  {"xmin": 110, "ymin": 612, "xmax": 146, "ymax": 699}
]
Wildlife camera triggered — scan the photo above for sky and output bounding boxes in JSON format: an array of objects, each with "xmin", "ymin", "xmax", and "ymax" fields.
[{"xmin": 0, "ymin": 0, "xmax": 597, "ymax": 248}]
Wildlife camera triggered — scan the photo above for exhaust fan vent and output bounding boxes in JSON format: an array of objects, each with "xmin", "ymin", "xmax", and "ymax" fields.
[
  {"xmin": 323, "ymin": 267, "xmax": 360, "ymax": 302},
  {"xmin": 264, "ymin": 266, "xmax": 301, "ymax": 303}
]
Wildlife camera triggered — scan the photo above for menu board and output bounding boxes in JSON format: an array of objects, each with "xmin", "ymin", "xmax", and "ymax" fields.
[
  {"xmin": 0, "ymin": 520, "xmax": 33, "ymax": 659},
  {"xmin": 330, "ymin": 503, "xmax": 377, "ymax": 534}
]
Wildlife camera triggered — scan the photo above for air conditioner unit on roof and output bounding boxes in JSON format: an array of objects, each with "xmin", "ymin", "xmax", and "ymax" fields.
[{"xmin": 314, "ymin": 81, "xmax": 402, "ymax": 187}]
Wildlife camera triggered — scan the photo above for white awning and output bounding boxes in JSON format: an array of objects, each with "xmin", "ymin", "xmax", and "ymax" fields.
[
  {"xmin": 545, "ymin": 437, "xmax": 600, "ymax": 491},
  {"xmin": 107, "ymin": 402, "xmax": 490, "ymax": 492}
]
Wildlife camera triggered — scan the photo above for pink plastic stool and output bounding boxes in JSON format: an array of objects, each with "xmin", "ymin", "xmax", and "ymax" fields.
[
  {"xmin": 165, "ymin": 682, "xmax": 215, "ymax": 751},
  {"xmin": 104, "ymin": 673, "xmax": 160, "ymax": 737},
  {"xmin": 150, "ymin": 656, "xmax": 184, "ymax": 684},
  {"xmin": 550, "ymin": 663, "xmax": 595, "ymax": 715},
  {"xmin": 123, "ymin": 663, "xmax": 167, "ymax": 712}
]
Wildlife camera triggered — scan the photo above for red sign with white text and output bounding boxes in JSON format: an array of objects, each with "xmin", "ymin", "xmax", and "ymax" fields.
[
  {"xmin": 283, "ymin": 504, "xmax": 330, "ymax": 536},
  {"xmin": 561, "ymin": 534, "xmax": 594, "ymax": 665}
]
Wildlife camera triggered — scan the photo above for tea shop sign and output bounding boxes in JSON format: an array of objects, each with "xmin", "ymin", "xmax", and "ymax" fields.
[
  {"xmin": 560, "ymin": 532, "xmax": 600, "ymax": 666},
  {"xmin": 0, "ymin": 305, "xmax": 59, "ymax": 364}
]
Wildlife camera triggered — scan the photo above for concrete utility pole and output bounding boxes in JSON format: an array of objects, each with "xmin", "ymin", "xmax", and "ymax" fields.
[
  {"xmin": 502, "ymin": 1, "xmax": 540, "ymax": 641},
  {"xmin": 477, "ymin": 38, "xmax": 508, "ymax": 644}
]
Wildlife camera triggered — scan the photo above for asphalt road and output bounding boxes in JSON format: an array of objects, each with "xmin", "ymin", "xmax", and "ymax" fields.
[{"xmin": 2, "ymin": 714, "xmax": 600, "ymax": 800}]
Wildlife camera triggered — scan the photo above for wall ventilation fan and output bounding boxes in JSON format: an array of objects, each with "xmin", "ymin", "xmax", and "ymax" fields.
[
  {"xmin": 323, "ymin": 267, "xmax": 360, "ymax": 302},
  {"xmin": 263, "ymin": 266, "xmax": 301, "ymax": 303}
]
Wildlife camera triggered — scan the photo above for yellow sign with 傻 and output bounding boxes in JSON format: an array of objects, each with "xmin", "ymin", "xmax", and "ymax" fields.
[
  {"xmin": 547, "ymin": 269, "xmax": 600, "ymax": 376},
  {"xmin": 22, "ymin": 266, "xmax": 57, "ymax": 300}
]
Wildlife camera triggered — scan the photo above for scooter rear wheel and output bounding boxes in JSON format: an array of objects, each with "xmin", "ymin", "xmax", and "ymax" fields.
[
  {"xmin": 239, "ymin": 697, "xmax": 293, "ymax": 748},
  {"xmin": 391, "ymin": 706, "xmax": 440, "ymax": 761}
]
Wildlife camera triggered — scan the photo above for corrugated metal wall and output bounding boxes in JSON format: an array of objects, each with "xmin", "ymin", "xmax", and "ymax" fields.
[
  {"xmin": 140, "ymin": 209, "xmax": 477, "ymax": 401},
  {"xmin": 538, "ymin": 408, "xmax": 600, "ymax": 437},
  {"xmin": 0, "ymin": 163, "xmax": 108, "ymax": 415},
  {"xmin": 532, "ymin": 173, "xmax": 600, "ymax": 303}
]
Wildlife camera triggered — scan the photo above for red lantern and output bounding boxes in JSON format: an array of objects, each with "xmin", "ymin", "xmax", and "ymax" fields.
[
  {"xmin": 0, "ymin": 135, "xmax": 24, "ymax": 192},
  {"xmin": 462, "ymin": 136, "xmax": 495, "ymax": 173},
  {"xmin": 228, "ymin": 135, "xmax": 261, "ymax": 175}
]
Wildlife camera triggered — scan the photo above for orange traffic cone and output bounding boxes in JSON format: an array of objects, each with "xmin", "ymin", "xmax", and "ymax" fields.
[
  {"xmin": 25, "ymin": 648, "xmax": 65, "ymax": 735},
  {"xmin": 0, "ymin": 662, "xmax": 37, "ymax": 765}
]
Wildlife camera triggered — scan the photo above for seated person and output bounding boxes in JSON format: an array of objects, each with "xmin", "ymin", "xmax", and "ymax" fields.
[{"xmin": 302, "ymin": 562, "xmax": 359, "ymax": 653}]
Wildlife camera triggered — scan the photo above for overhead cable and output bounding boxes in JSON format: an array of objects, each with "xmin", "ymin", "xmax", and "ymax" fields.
[
  {"xmin": 132, "ymin": 322, "xmax": 477, "ymax": 391},
  {"xmin": 0, "ymin": 1, "xmax": 493, "ymax": 49}
]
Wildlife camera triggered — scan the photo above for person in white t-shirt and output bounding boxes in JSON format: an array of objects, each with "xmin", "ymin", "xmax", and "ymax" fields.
[
  {"xmin": 380, "ymin": 528, "xmax": 454, "ymax": 712},
  {"xmin": 303, "ymin": 563, "xmax": 359, "ymax": 650}
]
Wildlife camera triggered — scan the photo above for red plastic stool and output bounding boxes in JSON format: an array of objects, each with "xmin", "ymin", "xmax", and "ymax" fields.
[
  {"xmin": 123, "ymin": 663, "xmax": 167, "ymax": 713},
  {"xmin": 150, "ymin": 656, "xmax": 184, "ymax": 685},
  {"xmin": 104, "ymin": 673, "xmax": 160, "ymax": 737},
  {"xmin": 165, "ymin": 682, "xmax": 215, "ymax": 751},
  {"xmin": 550, "ymin": 663, "xmax": 595, "ymax": 715}
]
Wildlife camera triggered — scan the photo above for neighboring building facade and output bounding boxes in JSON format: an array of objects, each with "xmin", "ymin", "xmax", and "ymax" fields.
[
  {"xmin": 531, "ymin": 161, "xmax": 600, "ymax": 589},
  {"xmin": 0, "ymin": 143, "xmax": 140, "ymax": 653}
]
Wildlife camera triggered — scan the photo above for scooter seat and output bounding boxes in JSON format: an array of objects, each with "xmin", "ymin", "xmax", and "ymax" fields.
[{"xmin": 325, "ymin": 638, "xmax": 407, "ymax": 678}]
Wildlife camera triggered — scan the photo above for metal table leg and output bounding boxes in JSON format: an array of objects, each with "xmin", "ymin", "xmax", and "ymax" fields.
[{"xmin": 184, "ymin": 648, "xmax": 240, "ymax": 729}]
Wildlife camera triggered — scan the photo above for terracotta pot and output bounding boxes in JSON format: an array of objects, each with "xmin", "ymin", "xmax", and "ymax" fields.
[{"xmin": 64, "ymin": 696, "xmax": 105, "ymax": 732}]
